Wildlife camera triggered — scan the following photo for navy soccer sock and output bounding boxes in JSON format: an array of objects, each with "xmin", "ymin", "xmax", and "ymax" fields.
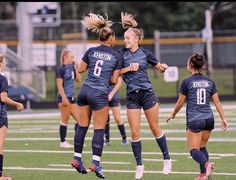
[
  {"xmin": 118, "ymin": 124, "xmax": 127, "ymax": 140},
  {"xmin": 74, "ymin": 123, "xmax": 79, "ymax": 132},
  {"xmin": 59, "ymin": 123, "xmax": 67, "ymax": 142},
  {"xmin": 199, "ymin": 147, "xmax": 209, "ymax": 173},
  {"xmin": 92, "ymin": 129, "xmax": 105, "ymax": 166},
  {"xmin": 104, "ymin": 115, "xmax": 110, "ymax": 141},
  {"xmin": 74, "ymin": 125, "xmax": 88, "ymax": 161},
  {"xmin": 131, "ymin": 140, "xmax": 142, "ymax": 165},
  {"xmin": 190, "ymin": 149, "xmax": 208, "ymax": 168},
  {"xmin": 156, "ymin": 133, "xmax": 170, "ymax": 160}
]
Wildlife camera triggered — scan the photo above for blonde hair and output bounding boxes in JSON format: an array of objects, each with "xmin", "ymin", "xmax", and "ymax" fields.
[
  {"xmin": 120, "ymin": 12, "xmax": 144, "ymax": 43},
  {"xmin": 0, "ymin": 53, "xmax": 6, "ymax": 64},
  {"xmin": 81, "ymin": 12, "xmax": 114, "ymax": 41},
  {"xmin": 60, "ymin": 49, "xmax": 71, "ymax": 65}
]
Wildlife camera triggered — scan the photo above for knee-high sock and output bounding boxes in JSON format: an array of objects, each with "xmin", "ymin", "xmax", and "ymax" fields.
[
  {"xmin": 104, "ymin": 115, "xmax": 110, "ymax": 141},
  {"xmin": 74, "ymin": 125, "xmax": 88, "ymax": 161},
  {"xmin": 59, "ymin": 122, "xmax": 67, "ymax": 142},
  {"xmin": 156, "ymin": 133, "xmax": 170, "ymax": 160},
  {"xmin": 190, "ymin": 149, "xmax": 208, "ymax": 169},
  {"xmin": 118, "ymin": 124, "xmax": 127, "ymax": 140},
  {"xmin": 131, "ymin": 140, "xmax": 142, "ymax": 165},
  {"xmin": 199, "ymin": 147, "xmax": 209, "ymax": 173},
  {"xmin": 92, "ymin": 129, "xmax": 105, "ymax": 166},
  {"xmin": 74, "ymin": 123, "xmax": 79, "ymax": 132}
]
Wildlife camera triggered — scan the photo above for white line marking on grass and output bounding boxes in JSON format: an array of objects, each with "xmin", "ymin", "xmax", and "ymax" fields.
[
  {"xmin": 48, "ymin": 161, "xmax": 130, "ymax": 167},
  {"xmin": 5, "ymin": 137, "xmax": 236, "ymax": 142},
  {"xmin": 4, "ymin": 167, "xmax": 236, "ymax": 176},
  {"xmin": 4, "ymin": 150, "xmax": 236, "ymax": 157},
  {"xmin": 143, "ymin": 159, "xmax": 177, "ymax": 162}
]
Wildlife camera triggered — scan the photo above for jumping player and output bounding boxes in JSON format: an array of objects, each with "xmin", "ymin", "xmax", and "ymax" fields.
[
  {"xmin": 70, "ymin": 13, "xmax": 121, "ymax": 179},
  {"xmin": 166, "ymin": 53, "xmax": 228, "ymax": 180},
  {"xmin": 119, "ymin": 12, "xmax": 172, "ymax": 179}
]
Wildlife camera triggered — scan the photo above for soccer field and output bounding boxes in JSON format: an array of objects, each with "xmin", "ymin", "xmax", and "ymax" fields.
[{"xmin": 4, "ymin": 102, "xmax": 236, "ymax": 180}]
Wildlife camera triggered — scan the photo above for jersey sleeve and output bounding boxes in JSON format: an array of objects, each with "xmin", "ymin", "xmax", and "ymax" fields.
[
  {"xmin": 145, "ymin": 50, "xmax": 158, "ymax": 66},
  {"xmin": 56, "ymin": 66, "xmax": 64, "ymax": 79},
  {"xmin": 179, "ymin": 79, "xmax": 188, "ymax": 96},
  {"xmin": 0, "ymin": 77, "xmax": 8, "ymax": 93}
]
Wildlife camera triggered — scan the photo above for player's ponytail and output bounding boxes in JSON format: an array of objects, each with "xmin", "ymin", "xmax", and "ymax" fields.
[
  {"xmin": 120, "ymin": 12, "xmax": 144, "ymax": 43},
  {"xmin": 81, "ymin": 12, "xmax": 114, "ymax": 42}
]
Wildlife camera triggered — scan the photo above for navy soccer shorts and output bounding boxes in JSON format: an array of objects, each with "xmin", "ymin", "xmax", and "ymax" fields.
[
  {"xmin": 0, "ymin": 117, "xmax": 8, "ymax": 128},
  {"xmin": 56, "ymin": 95, "xmax": 76, "ymax": 104},
  {"xmin": 187, "ymin": 118, "xmax": 215, "ymax": 133},
  {"xmin": 77, "ymin": 84, "xmax": 109, "ymax": 111},
  {"xmin": 109, "ymin": 92, "xmax": 121, "ymax": 107},
  {"xmin": 126, "ymin": 89, "xmax": 159, "ymax": 110}
]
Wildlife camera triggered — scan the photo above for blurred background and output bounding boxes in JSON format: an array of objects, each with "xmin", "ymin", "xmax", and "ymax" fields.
[{"xmin": 0, "ymin": 2, "xmax": 236, "ymax": 110}]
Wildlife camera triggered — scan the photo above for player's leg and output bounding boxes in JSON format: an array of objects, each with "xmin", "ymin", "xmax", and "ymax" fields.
[
  {"xmin": 89, "ymin": 106, "xmax": 109, "ymax": 179},
  {"xmin": 58, "ymin": 103, "xmax": 73, "ymax": 148},
  {"xmin": 0, "ymin": 126, "xmax": 11, "ymax": 180},
  {"xmin": 111, "ymin": 105, "xmax": 128, "ymax": 145},
  {"xmin": 104, "ymin": 113, "xmax": 110, "ymax": 145},
  {"xmin": 144, "ymin": 103, "xmax": 171, "ymax": 174},
  {"xmin": 71, "ymin": 103, "xmax": 79, "ymax": 132}
]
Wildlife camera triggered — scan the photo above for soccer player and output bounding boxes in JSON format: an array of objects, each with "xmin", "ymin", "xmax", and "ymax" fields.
[
  {"xmin": 56, "ymin": 49, "xmax": 81, "ymax": 148},
  {"xmin": 104, "ymin": 76, "xmax": 128, "ymax": 146},
  {"xmin": 166, "ymin": 53, "xmax": 228, "ymax": 180},
  {"xmin": 119, "ymin": 12, "xmax": 172, "ymax": 179},
  {"xmin": 0, "ymin": 54, "xmax": 24, "ymax": 180},
  {"xmin": 70, "ymin": 13, "xmax": 121, "ymax": 179}
]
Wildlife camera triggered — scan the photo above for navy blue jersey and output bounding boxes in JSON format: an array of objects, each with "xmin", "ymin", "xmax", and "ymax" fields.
[
  {"xmin": 0, "ymin": 74, "xmax": 8, "ymax": 119},
  {"xmin": 180, "ymin": 73, "xmax": 217, "ymax": 123},
  {"xmin": 119, "ymin": 47, "xmax": 158, "ymax": 93},
  {"xmin": 82, "ymin": 45, "xmax": 122, "ymax": 93},
  {"xmin": 56, "ymin": 64, "xmax": 76, "ymax": 97}
]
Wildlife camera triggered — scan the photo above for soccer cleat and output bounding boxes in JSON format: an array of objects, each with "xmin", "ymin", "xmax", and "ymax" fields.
[
  {"xmin": 195, "ymin": 174, "xmax": 207, "ymax": 180},
  {"xmin": 104, "ymin": 139, "xmax": 111, "ymax": 146},
  {"xmin": 205, "ymin": 162, "xmax": 215, "ymax": 179},
  {"xmin": 0, "ymin": 176, "xmax": 12, "ymax": 180},
  {"xmin": 163, "ymin": 159, "xmax": 172, "ymax": 175},
  {"xmin": 60, "ymin": 141, "xmax": 73, "ymax": 148},
  {"xmin": 121, "ymin": 139, "xmax": 129, "ymax": 145},
  {"xmin": 71, "ymin": 159, "xmax": 87, "ymax": 174},
  {"xmin": 135, "ymin": 165, "xmax": 144, "ymax": 180},
  {"xmin": 89, "ymin": 163, "xmax": 105, "ymax": 179}
]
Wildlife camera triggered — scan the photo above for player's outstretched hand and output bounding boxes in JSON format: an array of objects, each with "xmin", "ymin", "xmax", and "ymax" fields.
[{"xmin": 166, "ymin": 115, "xmax": 175, "ymax": 123}]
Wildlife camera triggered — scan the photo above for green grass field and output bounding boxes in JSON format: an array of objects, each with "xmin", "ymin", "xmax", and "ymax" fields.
[{"xmin": 4, "ymin": 102, "xmax": 236, "ymax": 180}]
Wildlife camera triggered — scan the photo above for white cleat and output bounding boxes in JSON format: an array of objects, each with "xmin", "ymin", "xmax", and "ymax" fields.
[
  {"xmin": 60, "ymin": 141, "xmax": 74, "ymax": 148},
  {"xmin": 163, "ymin": 159, "xmax": 172, "ymax": 175},
  {"xmin": 135, "ymin": 165, "xmax": 144, "ymax": 180}
]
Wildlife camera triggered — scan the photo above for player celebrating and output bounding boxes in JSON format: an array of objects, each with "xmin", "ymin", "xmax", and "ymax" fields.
[
  {"xmin": 0, "ymin": 54, "xmax": 24, "ymax": 180},
  {"xmin": 56, "ymin": 49, "xmax": 81, "ymax": 148},
  {"xmin": 119, "ymin": 12, "xmax": 172, "ymax": 179},
  {"xmin": 166, "ymin": 53, "xmax": 228, "ymax": 180},
  {"xmin": 70, "ymin": 13, "xmax": 121, "ymax": 179}
]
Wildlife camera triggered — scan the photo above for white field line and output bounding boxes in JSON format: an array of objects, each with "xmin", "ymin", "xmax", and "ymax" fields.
[
  {"xmin": 5, "ymin": 137, "xmax": 236, "ymax": 142},
  {"xmin": 143, "ymin": 158, "xmax": 177, "ymax": 162},
  {"xmin": 4, "ymin": 150, "xmax": 236, "ymax": 157},
  {"xmin": 3, "ymin": 166, "xmax": 236, "ymax": 176},
  {"xmin": 8, "ymin": 104, "xmax": 236, "ymax": 119},
  {"xmin": 7, "ymin": 127, "xmax": 236, "ymax": 134}
]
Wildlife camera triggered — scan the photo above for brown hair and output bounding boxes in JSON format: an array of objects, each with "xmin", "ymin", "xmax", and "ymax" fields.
[
  {"xmin": 60, "ymin": 49, "xmax": 71, "ymax": 65},
  {"xmin": 189, "ymin": 53, "xmax": 205, "ymax": 70},
  {"xmin": 120, "ymin": 12, "xmax": 144, "ymax": 43},
  {"xmin": 81, "ymin": 12, "xmax": 114, "ymax": 42},
  {"xmin": 0, "ymin": 53, "xmax": 6, "ymax": 63}
]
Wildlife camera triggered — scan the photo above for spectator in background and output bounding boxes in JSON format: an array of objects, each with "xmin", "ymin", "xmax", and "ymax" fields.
[
  {"xmin": 56, "ymin": 49, "xmax": 81, "ymax": 148},
  {"xmin": 0, "ymin": 53, "xmax": 24, "ymax": 180}
]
